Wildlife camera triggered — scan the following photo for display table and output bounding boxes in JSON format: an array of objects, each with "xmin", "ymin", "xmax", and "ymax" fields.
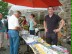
[{"xmin": 21, "ymin": 30, "xmax": 69, "ymax": 54}]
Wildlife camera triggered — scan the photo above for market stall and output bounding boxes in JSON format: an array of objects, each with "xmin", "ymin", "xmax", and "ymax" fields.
[{"xmin": 20, "ymin": 30, "xmax": 69, "ymax": 54}]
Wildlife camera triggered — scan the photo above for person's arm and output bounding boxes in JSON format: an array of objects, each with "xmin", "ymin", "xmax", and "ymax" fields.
[
  {"xmin": 15, "ymin": 19, "xmax": 21, "ymax": 31},
  {"xmin": 59, "ymin": 19, "xmax": 65, "ymax": 30},
  {"xmin": 53, "ymin": 19, "xmax": 65, "ymax": 33},
  {"xmin": 44, "ymin": 21, "xmax": 47, "ymax": 32},
  {"xmin": 15, "ymin": 27, "xmax": 21, "ymax": 30},
  {"xmin": 33, "ymin": 19, "xmax": 37, "ymax": 26}
]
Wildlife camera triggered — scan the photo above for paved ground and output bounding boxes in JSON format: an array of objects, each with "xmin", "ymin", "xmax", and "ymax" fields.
[
  {"xmin": 0, "ymin": 38, "xmax": 10, "ymax": 54},
  {"xmin": 0, "ymin": 37, "xmax": 27, "ymax": 54}
]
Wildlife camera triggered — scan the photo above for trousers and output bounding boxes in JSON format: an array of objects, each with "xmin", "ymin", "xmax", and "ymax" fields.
[
  {"xmin": 8, "ymin": 30, "xmax": 19, "ymax": 54},
  {"xmin": 46, "ymin": 32, "xmax": 58, "ymax": 45}
]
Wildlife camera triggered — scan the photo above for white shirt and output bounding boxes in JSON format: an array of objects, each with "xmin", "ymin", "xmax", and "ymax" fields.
[{"xmin": 8, "ymin": 15, "xmax": 20, "ymax": 29}]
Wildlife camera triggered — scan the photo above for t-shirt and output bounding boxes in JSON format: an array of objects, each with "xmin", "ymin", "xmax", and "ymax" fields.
[
  {"xmin": 44, "ymin": 14, "xmax": 62, "ymax": 33},
  {"xmin": 0, "ymin": 19, "xmax": 6, "ymax": 32},
  {"xmin": 29, "ymin": 19, "xmax": 35, "ymax": 30},
  {"xmin": 8, "ymin": 15, "xmax": 20, "ymax": 29}
]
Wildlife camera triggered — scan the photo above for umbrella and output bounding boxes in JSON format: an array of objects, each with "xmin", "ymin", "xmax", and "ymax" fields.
[
  {"xmin": 9, "ymin": 5, "xmax": 47, "ymax": 11},
  {"xmin": 3, "ymin": 0, "xmax": 62, "ymax": 8},
  {"xmin": 8, "ymin": 5, "xmax": 47, "ymax": 15}
]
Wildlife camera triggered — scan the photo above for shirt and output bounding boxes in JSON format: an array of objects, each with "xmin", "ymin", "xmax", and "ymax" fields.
[
  {"xmin": 8, "ymin": 15, "xmax": 20, "ymax": 29},
  {"xmin": 22, "ymin": 20, "xmax": 27, "ymax": 25},
  {"xmin": 44, "ymin": 14, "xmax": 62, "ymax": 33},
  {"xmin": 29, "ymin": 19, "xmax": 35, "ymax": 30},
  {"xmin": 0, "ymin": 19, "xmax": 6, "ymax": 32}
]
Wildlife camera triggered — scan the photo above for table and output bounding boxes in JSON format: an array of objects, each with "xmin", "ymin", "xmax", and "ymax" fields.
[
  {"xmin": 22, "ymin": 35, "xmax": 50, "ymax": 54},
  {"xmin": 20, "ymin": 30, "xmax": 69, "ymax": 54}
]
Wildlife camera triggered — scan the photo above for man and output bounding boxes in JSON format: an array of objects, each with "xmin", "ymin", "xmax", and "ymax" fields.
[
  {"xmin": 44, "ymin": 7, "xmax": 65, "ymax": 45},
  {"xmin": 0, "ymin": 13, "xmax": 6, "ymax": 51},
  {"xmin": 8, "ymin": 11, "xmax": 21, "ymax": 54}
]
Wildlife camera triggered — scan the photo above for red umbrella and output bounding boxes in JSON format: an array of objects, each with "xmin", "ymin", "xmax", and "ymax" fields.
[{"xmin": 3, "ymin": 0, "xmax": 62, "ymax": 8}]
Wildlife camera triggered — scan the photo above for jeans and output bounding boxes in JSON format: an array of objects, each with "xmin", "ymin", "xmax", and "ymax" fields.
[
  {"xmin": 8, "ymin": 30, "xmax": 19, "ymax": 54},
  {"xmin": 46, "ymin": 32, "xmax": 58, "ymax": 45}
]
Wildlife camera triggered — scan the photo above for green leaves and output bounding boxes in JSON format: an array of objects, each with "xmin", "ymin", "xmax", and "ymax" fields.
[{"xmin": 0, "ymin": 1, "xmax": 8, "ymax": 18}]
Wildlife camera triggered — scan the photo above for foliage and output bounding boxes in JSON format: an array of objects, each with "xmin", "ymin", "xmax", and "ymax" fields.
[{"xmin": 0, "ymin": 1, "xmax": 8, "ymax": 18}]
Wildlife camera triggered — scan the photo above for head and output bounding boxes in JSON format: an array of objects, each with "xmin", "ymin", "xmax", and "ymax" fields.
[
  {"xmin": 0, "ymin": 13, "xmax": 3, "ymax": 19},
  {"xmin": 22, "ymin": 16, "xmax": 26, "ymax": 20},
  {"xmin": 30, "ymin": 14, "xmax": 35, "ymax": 19},
  {"xmin": 14, "ymin": 11, "xmax": 21, "ymax": 18},
  {"xmin": 48, "ymin": 6, "xmax": 54, "ymax": 15}
]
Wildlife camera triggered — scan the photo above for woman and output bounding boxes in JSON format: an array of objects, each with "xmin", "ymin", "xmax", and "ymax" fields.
[
  {"xmin": 21, "ymin": 16, "xmax": 27, "ymax": 26},
  {"xmin": 0, "ymin": 13, "xmax": 6, "ymax": 51},
  {"xmin": 29, "ymin": 14, "xmax": 37, "ymax": 35}
]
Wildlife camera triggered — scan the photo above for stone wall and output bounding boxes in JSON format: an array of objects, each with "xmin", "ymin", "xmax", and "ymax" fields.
[{"xmin": 59, "ymin": 0, "xmax": 71, "ymax": 37}]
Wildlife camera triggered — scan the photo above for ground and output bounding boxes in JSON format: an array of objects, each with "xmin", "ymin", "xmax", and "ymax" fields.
[{"xmin": 0, "ymin": 36, "xmax": 28, "ymax": 54}]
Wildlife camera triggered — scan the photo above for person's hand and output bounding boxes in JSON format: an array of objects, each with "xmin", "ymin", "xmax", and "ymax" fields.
[
  {"xmin": 20, "ymin": 27, "xmax": 23, "ymax": 31},
  {"xmin": 15, "ymin": 27, "xmax": 21, "ymax": 31},
  {"xmin": 53, "ymin": 28, "xmax": 61, "ymax": 33},
  {"xmin": 45, "ymin": 28, "xmax": 48, "ymax": 33}
]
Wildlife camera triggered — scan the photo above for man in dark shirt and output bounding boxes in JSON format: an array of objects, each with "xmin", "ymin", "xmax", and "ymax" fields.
[{"xmin": 44, "ymin": 7, "xmax": 65, "ymax": 45}]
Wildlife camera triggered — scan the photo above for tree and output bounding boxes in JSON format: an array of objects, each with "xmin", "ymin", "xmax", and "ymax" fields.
[{"xmin": 0, "ymin": 1, "xmax": 8, "ymax": 18}]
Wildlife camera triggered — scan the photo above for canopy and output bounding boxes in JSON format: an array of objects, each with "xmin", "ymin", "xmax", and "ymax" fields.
[{"xmin": 3, "ymin": 0, "xmax": 62, "ymax": 8}]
